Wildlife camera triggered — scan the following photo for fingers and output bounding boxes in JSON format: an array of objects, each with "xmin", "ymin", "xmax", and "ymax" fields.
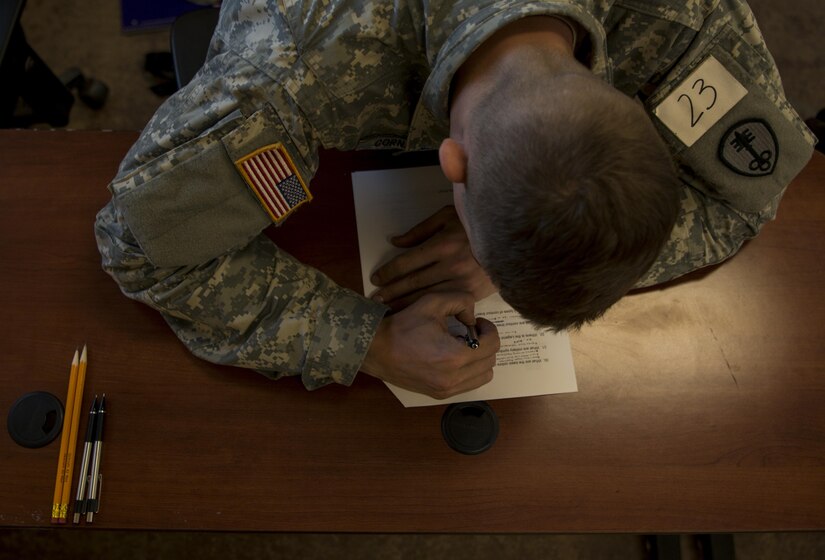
[
  {"xmin": 371, "ymin": 239, "xmax": 443, "ymax": 289},
  {"xmin": 416, "ymin": 293, "xmax": 501, "ymax": 356},
  {"xmin": 360, "ymin": 291, "xmax": 500, "ymax": 400},
  {"xmin": 373, "ymin": 258, "xmax": 465, "ymax": 304},
  {"xmin": 371, "ymin": 206, "xmax": 459, "ymax": 286},
  {"xmin": 372, "ymin": 228, "xmax": 468, "ymax": 289},
  {"xmin": 452, "ymin": 317, "xmax": 500, "ymax": 356},
  {"xmin": 425, "ymin": 353, "xmax": 496, "ymax": 400},
  {"xmin": 409, "ymin": 333, "xmax": 496, "ymax": 399},
  {"xmin": 428, "ymin": 323, "xmax": 500, "ymax": 399},
  {"xmin": 371, "ymin": 206, "xmax": 485, "ymax": 309},
  {"xmin": 390, "ymin": 206, "xmax": 456, "ymax": 248},
  {"xmin": 372, "ymin": 239, "xmax": 479, "ymax": 306},
  {"xmin": 472, "ymin": 317, "xmax": 501, "ymax": 355},
  {"xmin": 413, "ymin": 291, "xmax": 476, "ymax": 322}
]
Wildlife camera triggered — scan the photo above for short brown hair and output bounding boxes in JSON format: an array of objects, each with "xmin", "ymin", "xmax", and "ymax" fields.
[{"xmin": 465, "ymin": 71, "xmax": 679, "ymax": 330}]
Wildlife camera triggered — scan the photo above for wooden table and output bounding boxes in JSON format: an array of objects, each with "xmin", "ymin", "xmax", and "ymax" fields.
[{"xmin": 1, "ymin": 130, "xmax": 823, "ymax": 533}]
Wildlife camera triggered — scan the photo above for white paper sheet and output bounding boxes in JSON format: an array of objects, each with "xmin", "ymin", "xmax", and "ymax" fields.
[{"xmin": 352, "ymin": 166, "xmax": 578, "ymax": 407}]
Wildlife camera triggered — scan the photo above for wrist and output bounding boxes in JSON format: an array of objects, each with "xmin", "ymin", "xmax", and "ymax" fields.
[{"xmin": 360, "ymin": 318, "xmax": 390, "ymax": 380}]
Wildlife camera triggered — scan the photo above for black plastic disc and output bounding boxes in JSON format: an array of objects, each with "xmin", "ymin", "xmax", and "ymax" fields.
[
  {"xmin": 7, "ymin": 391, "xmax": 64, "ymax": 448},
  {"xmin": 441, "ymin": 401, "xmax": 499, "ymax": 455}
]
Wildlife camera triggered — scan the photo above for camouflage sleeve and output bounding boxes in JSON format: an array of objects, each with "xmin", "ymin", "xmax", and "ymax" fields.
[
  {"xmin": 637, "ymin": 168, "xmax": 782, "ymax": 287},
  {"xmin": 637, "ymin": 0, "xmax": 816, "ymax": 287},
  {"xmin": 95, "ymin": 200, "xmax": 385, "ymax": 388},
  {"xmin": 94, "ymin": 1, "xmax": 387, "ymax": 389}
]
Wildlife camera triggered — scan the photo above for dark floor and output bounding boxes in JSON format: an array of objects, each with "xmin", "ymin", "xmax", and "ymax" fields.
[
  {"xmin": 5, "ymin": 0, "xmax": 824, "ymax": 557},
  {"xmin": 3, "ymin": 530, "xmax": 825, "ymax": 560}
]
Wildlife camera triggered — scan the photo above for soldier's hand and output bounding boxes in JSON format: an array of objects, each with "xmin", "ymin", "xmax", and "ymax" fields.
[
  {"xmin": 370, "ymin": 206, "xmax": 497, "ymax": 311},
  {"xmin": 360, "ymin": 292, "xmax": 499, "ymax": 399}
]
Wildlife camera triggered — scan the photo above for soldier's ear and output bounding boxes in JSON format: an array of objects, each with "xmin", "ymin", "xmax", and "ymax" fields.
[{"xmin": 439, "ymin": 138, "xmax": 467, "ymax": 184}]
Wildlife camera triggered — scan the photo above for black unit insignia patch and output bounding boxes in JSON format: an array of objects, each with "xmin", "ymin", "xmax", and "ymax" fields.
[{"xmin": 719, "ymin": 119, "xmax": 778, "ymax": 177}]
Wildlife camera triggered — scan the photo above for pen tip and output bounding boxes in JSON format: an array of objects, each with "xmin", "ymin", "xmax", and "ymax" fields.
[
  {"xmin": 72, "ymin": 349, "xmax": 79, "ymax": 364},
  {"xmin": 80, "ymin": 345, "xmax": 87, "ymax": 361}
]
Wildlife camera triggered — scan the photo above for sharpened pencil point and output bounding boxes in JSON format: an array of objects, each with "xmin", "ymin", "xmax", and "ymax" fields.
[{"xmin": 52, "ymin": 348, "xmax": 81, "ymax": 526}]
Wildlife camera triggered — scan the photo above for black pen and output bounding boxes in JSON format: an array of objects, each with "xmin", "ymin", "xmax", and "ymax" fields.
[
  {"xmin": 72, "ymin": 396, "xmax": 98, "ymax": 523},
  {"xmin": 464, "ymin": 324, "xmax": 479, "ymax": 349},
  {"xmin": 85, "ymin": 394, "xmax": 106, "ymax": 523}
]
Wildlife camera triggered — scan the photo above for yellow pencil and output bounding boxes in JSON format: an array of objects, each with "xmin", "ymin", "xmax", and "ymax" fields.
[
  {"xmin": 57, "ymin": 344, "xmax": 88, "ymax": 523},
  {"xmin": 51, "ymin": 349, "xmax": 79, "ymax": 524}
]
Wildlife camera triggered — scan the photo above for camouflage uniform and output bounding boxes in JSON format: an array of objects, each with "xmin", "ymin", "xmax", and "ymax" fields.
[{"xmin": 94, "ymin": 0, "xmax": 815, "ymax": 389}]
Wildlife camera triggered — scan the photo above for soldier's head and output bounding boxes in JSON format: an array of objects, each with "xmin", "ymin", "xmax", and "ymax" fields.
[{"xmin": 440, "ymin": 48, "xmax": 680, "ymax": 330}]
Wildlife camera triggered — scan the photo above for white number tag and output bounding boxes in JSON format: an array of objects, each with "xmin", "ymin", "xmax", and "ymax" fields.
[{"xmin": 654, "ymin": 55, "xmax": 747, "ymax": 147}]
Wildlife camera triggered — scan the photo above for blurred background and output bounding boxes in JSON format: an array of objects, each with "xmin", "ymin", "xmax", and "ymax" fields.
[
  {"xmin": 5, "ymin": 0, "xmax": 825, "ymax": 132},
  {"xmin": 2, "ymin": 0, "xmax": 824, "ymax": 558}
]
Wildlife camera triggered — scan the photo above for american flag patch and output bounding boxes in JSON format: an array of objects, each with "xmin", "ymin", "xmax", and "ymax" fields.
[{"xmin": 235, "ymin": 143, "xmax": 312, "ymax": 223}]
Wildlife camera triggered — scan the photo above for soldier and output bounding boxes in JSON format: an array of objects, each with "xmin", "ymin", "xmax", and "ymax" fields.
[{"xmin": 95, "ymin": 0, "xmax": 815, "ymax": 398}]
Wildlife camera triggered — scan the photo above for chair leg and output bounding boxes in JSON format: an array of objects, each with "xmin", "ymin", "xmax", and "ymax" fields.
[
  {"xmin": 643, "ymin": 534, "xmax": 736, "ymax": 560},
  {"xmin": 0, "ymin": 22, "xmax": 73, "ymax": 128}
]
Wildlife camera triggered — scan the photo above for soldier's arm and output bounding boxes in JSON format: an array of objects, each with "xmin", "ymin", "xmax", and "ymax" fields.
[
  {"xmin": 93, "ymin": 7, "xmax": 386, "ymax": 389},
  {"xmin": 637, "ymin": 0, "xmax": 816, "ymax": 287}
]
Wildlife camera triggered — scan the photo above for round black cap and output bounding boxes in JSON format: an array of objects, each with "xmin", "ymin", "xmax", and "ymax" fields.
[
  {"xmin": 7, "ymin": 391, "xmax": 64, "ymax": 448},
  {"xmin": 441, "ymin": 401, "xmax": 499, "ymax": 455}
]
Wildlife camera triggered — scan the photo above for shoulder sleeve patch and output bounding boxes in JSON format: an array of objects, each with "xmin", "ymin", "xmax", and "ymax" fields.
[
  {"xmin": 235, "ymin": 143, "xmax": 312, "ymax": 224},
  {"xmin": 718, "ymin": 119, "xmax": 778, "ymax": 177},
  {"xmin": 644, "ymin": 27, "xmax": 814, "ymax": 215}
]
